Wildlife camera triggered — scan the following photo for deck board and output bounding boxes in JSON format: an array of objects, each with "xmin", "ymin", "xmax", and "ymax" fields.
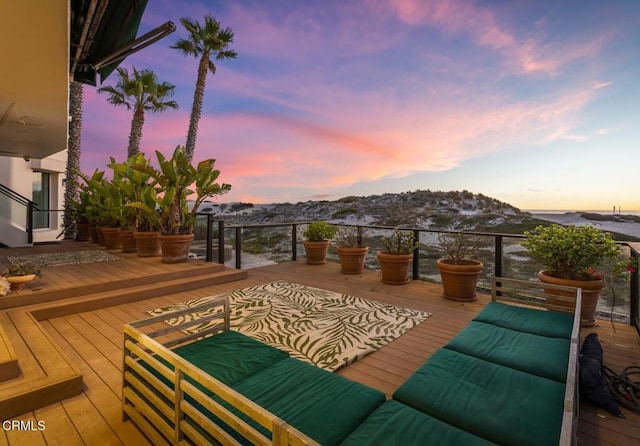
[{"xmin": 0, "ymin": 243, "xmax": 639, "ymax": 445}]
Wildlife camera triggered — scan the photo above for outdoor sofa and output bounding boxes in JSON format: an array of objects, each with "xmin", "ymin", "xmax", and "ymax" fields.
[{"xmin": 122, "ymin": 277, "xmax": 581, "ymax": 445}]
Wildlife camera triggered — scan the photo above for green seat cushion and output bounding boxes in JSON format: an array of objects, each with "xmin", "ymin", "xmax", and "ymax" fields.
[
  {"xmin": 444, "ymin": 321, "xmax": 570, "ymax": 382},
  {"xmin": 173, "ymin": 330, "xmax": 289, "ymax": 386},
  {"xmin": 340, "ymin": 400, "xmax": 497, "ymax": 446},
  {"xmin": 474, "ymin": 301, "xmax": 574, "ymax": 339},
  {"xmin": 234, "ymin": 357, "xmax": 385, "ymax": 445},
  {"xmin": 393, "ymin": 349, "xmax": 565, "ymax": 446}
]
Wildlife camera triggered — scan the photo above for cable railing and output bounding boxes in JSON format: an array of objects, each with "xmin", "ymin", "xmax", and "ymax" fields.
[{"xmin": 199, "ymin": 216, "xmax": 639, "ymax": 334}]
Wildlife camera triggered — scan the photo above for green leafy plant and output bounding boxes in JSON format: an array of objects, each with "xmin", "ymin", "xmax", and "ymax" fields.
[
  {"xmin": 2, "ymin": 262, "xmax": 41, "ymax": 277},
  {"xmin": 303, "ymin": 221, "xmax": 337, "ymax": 241},
  {"xmin": 437, "ymin": 232, "xmax": 484, "ymax": 264},
  {"xmin": 335, "ymin": 226, "xmax": 366, "ymax": 248},
  {"xmin": 382, "ymin": 228, "xmax": 418, "ymax": 255},
  {"xmin": 522, "ymin": 224, "xmax": 635, "ymax": 281}
]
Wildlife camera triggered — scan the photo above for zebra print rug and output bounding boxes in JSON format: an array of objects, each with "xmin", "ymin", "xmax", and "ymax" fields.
[{"xmin": 148, "ymin": 280, "xmax": 431, "ymax": 372}]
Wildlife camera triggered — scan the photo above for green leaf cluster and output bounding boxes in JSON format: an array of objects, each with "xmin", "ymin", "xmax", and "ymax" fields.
[
  {"xmin": 382, "ymin": 228, "xmax": 418, "ymax": 255},
  {"xmin": 303, "ymin": 221, "xmax": 337, "ymax": 242}
]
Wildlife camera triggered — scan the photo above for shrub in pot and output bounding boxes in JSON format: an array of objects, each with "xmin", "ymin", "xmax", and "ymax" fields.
[
  {"xmin": 335, "ymin": 226, "xmax": 368, "ymax": 274},
  {"xmin": 376, "ymin": 228, "xmax": 418, "ymax": 284},
  {"xmin": 2, "ymin": 262, "xmax": 41, "ymax": 290},
  {"xmin": 435, "ymin": 232, "xmax": 484, "ymax": 301},
  {"xmin": 522, "ymin": 224, "xmax": 636, "ymax": 326},
  {"xmin": 129, "ymin": 146, "xmax": 231, "ymax": 262},
  {"xmin": 302, "ymin": 221, "xmax": 336, "ymax": 265}
]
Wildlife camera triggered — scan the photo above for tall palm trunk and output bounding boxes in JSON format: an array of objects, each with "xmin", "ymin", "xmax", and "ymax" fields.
[
  {"xmin": 185, "ymin": 51, "xmax": 210, "ymax": 162},
  {"xmin": 64, "ymin": 81, "xmax": 83, "ymax": 239},
  {"xmin": 128, "ymin": 107, "xmax": 145, "ymax": 158}
]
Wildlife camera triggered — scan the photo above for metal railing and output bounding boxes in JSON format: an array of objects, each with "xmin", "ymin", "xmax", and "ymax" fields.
[
  {"xmin": 0, "ymin": 183, "xmax": 37, "ymax": 244},
  {"xmin": 199, "ymin": 216, "xmax": 639, "ymax": 333}
]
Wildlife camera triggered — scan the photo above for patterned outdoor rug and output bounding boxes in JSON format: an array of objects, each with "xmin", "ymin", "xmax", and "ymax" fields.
[
  {"xmin": 149, "ymin": 280, "xmax": 432, "ymax": 372},
  {"xmin": 8, "ymin": 250, "xmax": 122, "ymax": 268}
]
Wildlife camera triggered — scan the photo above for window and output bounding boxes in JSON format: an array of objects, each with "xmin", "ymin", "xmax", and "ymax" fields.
[{"xmin": 32, "ymin": 172, "xmax": 50, "ymax": 229}]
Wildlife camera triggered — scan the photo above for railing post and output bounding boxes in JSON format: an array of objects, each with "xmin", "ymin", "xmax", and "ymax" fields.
[
  {"xmin": 27, "ymin": 201, "xmax": 34, "ymax": 244},
  {"xmin": 630, "ymin": 246, "xmax": 639, "ymax": 333},
  {"xmin": 412, "ymin": 229, "xmax": 420, "ymax": 280},
  {"xmin": 205, "ymin": 215, "xmax": 214, "ymax": 262},
  {"xmin": 494, "ymin": 235, "xmax": 503, "ymax": 278},
  {"xmin": 235, "ymin": 227, "xmax": 242, "ymax": 269},
  {"xmin": 291, "ymin": 224, "xmax": 298, "ymax": 261},
  {"xmin": 217, "ymin": 220, "xmax": 225, "ymax": 264},
  {"xmin": 357, "ymin": 225, "xmax": 363, "ymax": 246}
]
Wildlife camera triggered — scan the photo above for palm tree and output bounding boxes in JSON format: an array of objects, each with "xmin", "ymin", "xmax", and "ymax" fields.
[
  {"xmin": 64, "ymin": 80, "xmax": 83, "ymax": 239},
  {"xmin": 98, "ymin": 67, "xmax": 178, "ymax": 158},
  {"xmin": 172, "ymin": 15, "xmax": 237, "ymax": 161}
]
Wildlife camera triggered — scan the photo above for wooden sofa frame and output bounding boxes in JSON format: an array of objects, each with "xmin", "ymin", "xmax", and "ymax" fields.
[
  {"xmin": 123, "ymin": 277, "xmax": 581, "ymax": 445},
  {"xmin": 122, "ymin": 297, "xmax": 318, "ymax": 446},
  {"xmin": 490, "ymin": 277, "xmax": 582, "ymax": 446}
]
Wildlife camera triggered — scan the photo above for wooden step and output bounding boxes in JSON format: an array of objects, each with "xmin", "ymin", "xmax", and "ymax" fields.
[{"xmin": 0, "ymin": 319, "xmax": 18, "ymax": 382}]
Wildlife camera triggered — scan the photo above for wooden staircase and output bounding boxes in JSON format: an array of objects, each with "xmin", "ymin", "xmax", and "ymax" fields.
[{"xmin": 0, "ymin": 259, "xmax": 247, "ymax": 419}]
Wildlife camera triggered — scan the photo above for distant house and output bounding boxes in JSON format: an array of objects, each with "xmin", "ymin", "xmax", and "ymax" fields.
[{"xmin": 0, "ymin": 0, "xmax": 171, "ymax": 247}]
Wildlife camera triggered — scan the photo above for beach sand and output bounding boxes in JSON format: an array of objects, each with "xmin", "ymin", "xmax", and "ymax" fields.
[{"xmin": 534, "ymin": 212, "xmax": 640, "ymax": 239}]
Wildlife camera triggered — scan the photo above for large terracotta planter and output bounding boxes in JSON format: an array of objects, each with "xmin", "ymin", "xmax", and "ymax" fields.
[
  {"xmin": 377, "ymin": 251, "xmax": 413, "ymax": 284},
  {"xmin": 303, "ymin": 240, "xmax": 331, "ymax": 265},
  {"xmin": 119, "ymin": 230, "xmax": 137, "ymax": 253},
  {"xmin": 337, "ymin": 247, "xmax": 369, "ymax": 274},
  {"xmin": 96, "ymin": 226, "xmax": 106, "ymax": 246},
  {"xmin": 436, "ymin": 259, "xmax": 484, "ymax": 302},
  {"xmin": 159, "ymin": 234, "xmax": 195, "ymax": 263},
  {"xmin": 538, "ymin": 271, "xmax": 605, "ymax": 327},
  {"xmin": 89, "ymin": 226, "xmax": 100, "ymax": 244},
  {"xmin": 76, "ymin": 222, "xmax": 91, "ymax": 242},
  {"xmin": 101, "ymin": 227, "xmax": 121, "ymax": 250},
  {"xmin": 134, "ymin": 231, "xmax": 161, "ymax": 257}
]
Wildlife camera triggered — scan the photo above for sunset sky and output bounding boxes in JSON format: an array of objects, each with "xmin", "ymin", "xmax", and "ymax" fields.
[{"xmin": 80, "ymin": 0, "xmax": 640, "ymax": 211}]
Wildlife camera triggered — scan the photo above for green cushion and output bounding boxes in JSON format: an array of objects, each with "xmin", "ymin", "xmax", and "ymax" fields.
[
  {"xmin": 474, "ymin": 301, "xmax": 574, "ymax": 339},
  {"xmin": 234, "ymin": 357, "xmax": 385, "ymax": 445},
  {"xmin": 393, "ymin": 349, "xmax": 565, "ymax": 446},
  {"xmin": 444, "ymin": 321, "xmax": 570, "ymax": 382},
  {"xmin": 173, "ymin": 330, "xmax": 289, "ymax": 386},
  {"xmin": 340, "ymin": 400, "xmax": 497, "ymax": 446}
]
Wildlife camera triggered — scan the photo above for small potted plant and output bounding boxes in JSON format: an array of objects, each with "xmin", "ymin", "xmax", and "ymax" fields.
[
  {"xmin": 376, "ymin": 228, "xmax": 418, "ymax": 284},
  {"xmin": 435, "ymin": 232, "xmax": 484, "ymax": 301},
  {"xmin": 2, "ymin": 262, "xmax": 41, "ymax": 290},
  {"xmin": 522, "ymin": 224, "xmax": 636, "ymax": 326},
  {"xmin": 335, "ymin": 226, "xmax": 368, "ymax": 274},
  {"xmin": 303, "ymin": 221, "xmax": 337, "ymax": 264}
]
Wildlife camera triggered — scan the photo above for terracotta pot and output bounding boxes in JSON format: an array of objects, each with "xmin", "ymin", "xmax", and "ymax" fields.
[
  {"xmin": 436, "ymin": 259, "xmax": 484, "ymax": 302},
  {"xmin": 6, "ymin": 274, "xmax": 36, "ymax": 290},
  {"xmin": 76, "ymin": 222, "xmax": 91, "ymax": 242},
  {"xmin": 337, "ymin": 246, "xmax": 369, "ymax": 274},
  {"xmin": 538, "ymin": 271, "xmax": 605, "ymax": 327},
  {"xmin": 96, "ymin": 227, "xmax": 106, "ymax": 246},
  {"xmin": 134, "ymin": 231, "xmax": 161, "ymax": 257},
  {"xmin": 159, "ymin": 234, "xmax": 194, "ymax": 263},
  {"xmin": 101, "ymin": 227, "xmax": 121, "ymax": 250},
  {"xmin": 119, "ymin": 230, "xmax": 137, "ymax": 253},
  {"xmin": 89, "ymin": 226, "xmax": 100, "ymax": 244},
  {"xmin": 376, "ymin": 251, "xmax": 413, "ymax": 284},
  {"xmin": 303, "ymin": 240, "xmax": 331, "ymax": 265}
]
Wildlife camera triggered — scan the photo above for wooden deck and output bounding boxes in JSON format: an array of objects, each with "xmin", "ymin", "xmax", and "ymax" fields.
[{"xmin": 0, "ymin": 242, "xmax": 639, "ymax": 445}]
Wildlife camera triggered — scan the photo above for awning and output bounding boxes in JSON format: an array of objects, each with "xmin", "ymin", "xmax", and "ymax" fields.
[{"xmin": 70, "ymin": 0, "xmax": 175, "ymax": 86}]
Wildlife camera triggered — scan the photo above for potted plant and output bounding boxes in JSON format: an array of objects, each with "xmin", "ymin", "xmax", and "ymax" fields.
[
  {"xmin": 376, "ymin": 228, "xmax": 418, "ymax": 284},
  {"xmin": 302, "ymin": 221, "xmax": 336, "ymax": 264},
  {"xmin": 130, "ymin": 146, "xmax": 231, "ymax": 262},
  {"xmin": 2, "ymin": 262, "xmax": 41, "ymax": 290},
  {"xmin": 522, "ymin": 224, "xmax": 636, "ymax": 326},
  {"xmin": 335, "ymin": 226, "xmax": 368, "ymax": 274},
  {"xmin": 435, "ymin": 232, "xmax": 484, "ymax": 301}
]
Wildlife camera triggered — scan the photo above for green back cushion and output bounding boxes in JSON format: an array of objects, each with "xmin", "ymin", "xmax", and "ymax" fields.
[
  {"xmin": 444, "ymin": 321, "xmax": 570, "ymax": 382},
  {"xmin": 341, "ymin": 400, "xmax": 497, "ymax": 446},
  {"xmin": 173, "ymin": 330, "xmax": 289, "ymax": 386},
  {"xmin": 474, "ymin": 301, "xmax": 574, "ymax": 339},
  {"xmin": 233, "ymin": 357, "xmax": 385, "ymax": 445},
  {"xmin": 393, "ymin": 349, "xmax": 565, "ymax": 446}
]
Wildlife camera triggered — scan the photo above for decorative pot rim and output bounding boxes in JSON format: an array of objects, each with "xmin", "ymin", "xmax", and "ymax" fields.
[
  {"xmin": 537, "ymin": 270, "xmax": 605, "ymax": 288},
  {"xmin": 337, "ymin": 246, "xmax": 369, "ymax": 253},
  {"xmin": 377, "ymin": 251, "xmax": 413, "ymax": 259}
]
